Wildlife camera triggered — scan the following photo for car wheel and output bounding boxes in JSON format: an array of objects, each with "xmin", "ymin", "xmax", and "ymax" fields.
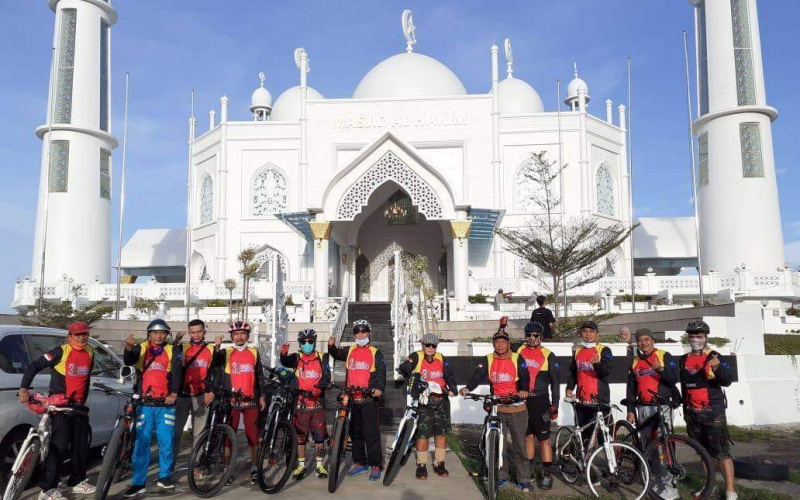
[{"xmin": 0, "ymin": 427, "xmax": 30, "ymax": 491}]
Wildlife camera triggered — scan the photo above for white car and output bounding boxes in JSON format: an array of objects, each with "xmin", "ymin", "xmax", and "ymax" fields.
[{"xmin": 0, "ymin": 326, "xmax": 133, "ymax": 489}]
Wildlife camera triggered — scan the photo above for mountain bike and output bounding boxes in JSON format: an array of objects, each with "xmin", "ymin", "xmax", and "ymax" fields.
[
  {"xmin": 382, "ymin": 373, "xmax": 429, "ymax": 486},
  {"xmin": 326, "ymin": 384, "xmax": 368, "ymax": 494},
  {"xmin": 92, "ymin": 383, "xmax": 141, "ymax": 500},
  {"xmin": 615, "ymin": 391, "xmax": 714, "ymax": 500},
  {"xmin": 255, "ymin": 367, "xmax": 298, "ymax": 494},
  {"xmin": 187, "ymin": 386, "xmax": 240, "ymax": 497},
  {"xmin": 461, "ymin": 393, "xmax": 522, "ymax": 500},
  {"xmin": 554, "ymin": 396, "xmax": 650, "ymax": 499},
  {"xmin": 3, "ymin": 396, "xmax": 88, "ymax": 500}
]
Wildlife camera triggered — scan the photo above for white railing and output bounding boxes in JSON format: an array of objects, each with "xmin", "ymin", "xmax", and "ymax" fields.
[
  {"xmin": 391, "ymin": 250, "xmax": 414, "ymax": 379},
  {"xmin": 330, "ymin": 296, "xmax": 349, "ymax": 345},
  {"xmin": 267, "ymin": 258, "xmax": 288, "ymax": 368},
  {"xmin": 313, "ymin": 296, "xmax": 346, "ymax": 323}
]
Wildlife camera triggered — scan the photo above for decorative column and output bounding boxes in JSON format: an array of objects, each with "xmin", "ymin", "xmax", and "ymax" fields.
[
  {"xmin": 450, "ymin": 216, "xmax": 472, "ymax": 311},
  {"xmin": 298, "ymin": 48, "xmax": 309, "ymax": 209},
  {"xmin": 310, "ymin": 219, "xmax": 331, "ymax": 298},
  {"xmin": 490, "ymin": 45, "xmax": 501, "ymax": 208},
  {"xmin": 339, "ymin": 245, "xmax": 356, "ymax": 298},
  {"xmin": 578, "ymin": 85, "xmax": 590, "ymax": 215},
  {"xmin": 209, "ymin": 109, "xmax": 216, "ymax": 130},
  {"xmin": 605, "ymin": 99, "xmax": 613, "ymax": 124},
  {"xmin": 216, "ymin": 96, "xmax": 229, "ymax": 279}
]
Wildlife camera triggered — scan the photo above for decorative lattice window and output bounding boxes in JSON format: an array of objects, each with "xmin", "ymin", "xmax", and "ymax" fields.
[
  {"xmin": 100, "ymin": 149, "xmax": 111, "ymax": 199},
  {"xmin": 740, "ymin": 123, "xmax": 764, "ymax": 178},
  {"xmin": 337, "ymin": 151, "xmax": 442, "ymax": 220},
  {"xmin": 698, "ymin": 133, "xmax": 709, "ymax": 186},
  {"xmin": 199, "ymin": 175, "xmax": 213, "ymax": 224},
  {"xmin": 49, "ymin": 141, "xmax": 69, "ymax": 192},
  {"xmin": 731, "ymin": 0, "xmax": 757, "ymax": 106},
  {"xmin": 252, "ymin": 167, "xmax": 288, "ymax": 215},
  {"xmin": 596, "ymin": 163, "xmax": 615, "ymax": 216},
  {"xmin": 99, "ymin": 20, "xmax": 109, "ymax": 131},
  {"xmin": 55, "ymin": 9, "xmax": 77, "ymax": 124},
  {"xmin": 254, "ymin": 246, "xmax": 287, "ymax": 281},
  {"xmin": 604, "ymin": 258, "xmax": 616, "ymax": 277},
  {"xmin": 698, "ymin": 1, "xmax": 709, "ymax": 115}
]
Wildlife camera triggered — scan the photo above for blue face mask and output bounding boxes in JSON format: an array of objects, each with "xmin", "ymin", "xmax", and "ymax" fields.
[
  {"xmin": 355, "ymin": 337, "xmax": 370, "ymax": 347},
  {"xmin": 301, "ymin": 343, "xmax": 315, "ymax": 354}
]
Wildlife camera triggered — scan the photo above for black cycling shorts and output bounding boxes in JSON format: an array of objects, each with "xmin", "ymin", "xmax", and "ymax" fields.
[
  {"xmin": 685, "ymin": 411, "xmax": 731, "ymax": 460},
  {"xmin": 525, "ymin": 394, "xmax": 552, "ymax": 441}
]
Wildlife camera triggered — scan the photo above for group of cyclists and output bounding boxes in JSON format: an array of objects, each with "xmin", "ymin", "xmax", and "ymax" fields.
[{"xmin": 15, "ymin": 311, "xmax": 738, "ymax": 500}]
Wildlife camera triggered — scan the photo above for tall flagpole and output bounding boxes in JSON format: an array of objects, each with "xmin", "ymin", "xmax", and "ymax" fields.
[
  {"xmin": 115, "ymin": 72, "xmax": 130, "ymax": 320},
  {"xmin": 683, "ymin": 30, "xmax": 705, "ymax": 305},
  {"xmin": 185, "ymin": 90, "xmax": 195, "ymax": 321},
  {"xmin": 627, "ymin": 57, "xmax": 636, "ymax": 313},
  {"xmin": 557, "ymin": 78, "xmax": 568, "ymax": 318}
]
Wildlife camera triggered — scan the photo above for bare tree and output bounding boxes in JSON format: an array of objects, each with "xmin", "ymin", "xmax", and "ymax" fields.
[
  {"xmin": 237, "ymin": 247, "xmax": 259, "ymax": 322},
  {"xmin": 223, "ymin": 278, "xmax": 237, "ymax": 322},
  {"xmin": 495, "ymin": 151, "xmax": 636, "ymax": 320}
]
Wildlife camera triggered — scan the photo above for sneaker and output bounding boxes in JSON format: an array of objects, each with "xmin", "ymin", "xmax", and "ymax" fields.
[
  {"xmin": 250, "ymin": 470, "xmax": 259, "ymax": 485},
  {"xmin": 69, "ymin": 481, "xmax": 96, "ymax": 495},
  {"xmin": 416, "ymin": 464, "xmax": 428, "ymax": 480},
  {"xmin": 224, "ymin": 475, "xmax": 236, "ymax": 486},
  {"xmin": 122, "ymin": 485, "xmax": 146, "ymax": 498},
  {"xmin": 518, "ymin": 481, "xmax": 534, "ymax": 492},
  {"xmin": 156, "ymin": 477, "xmax": 174, "ymax": 490},
  {"xmin": 368, "ymin": 466, "xmax": 381, "ymax": 481},
  {"xmin": 433, "ymin": 462, "xmax": 449, "ymax": 477},
  {"xmin": 348, "ymin": 464, "xmax": 369, "ymax": 477},
  {"xmin": 38, "ymin": 490, "xmax": 65, "ymax": 500},
  {"xmin": 725, "ymin": 493, "xmax": 738, "ymax": 500},
  {"xmin": 292, "ymin": 464, "xmax": 306, "ymax": 480},
  {"xmin": 497, "ymin": 479, "xmax": 509, "ymax": 488},
  {"xmin": 315, "ymin": 463, "xmax": 328, "ymax": 479},
  {"xmin": 538, "ymin": 470, "xmax": 553, "ymax": 490}
]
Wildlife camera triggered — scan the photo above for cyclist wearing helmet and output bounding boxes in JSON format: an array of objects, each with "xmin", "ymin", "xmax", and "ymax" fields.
[
  {"xmin": 217, "ymin": 320, "xmax": 267, "ymax": 484},
  {"xmin": 680, "ymin": 320, "xmax": 737, "ymax": 500},
  {"xmin": 516, "ymin": 321, "xmax": 559, "ymax": 490},
  {"xmin": 398, "ymin": 333, "xmax": 458, "ymax": 480},
  {"xmin": 123, "ymin": 319, "xmax": 182, "ymax": 496},
  {"xmin": 280, "ymin": 328, "xmax": 331, "ymax": 480},
  {"xmin": 328, "ymin": 319, "xmax": 387, "ymax": 481},
  {"xmin": 19, "ymin": 322, "xmax": 97, "ymax": 500}
]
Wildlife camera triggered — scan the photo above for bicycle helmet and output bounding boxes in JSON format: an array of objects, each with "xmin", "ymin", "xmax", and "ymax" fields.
[
  {"xmin": 229, "ymin": 320, "xmax": 251, "ymax": 334},
  {"xmin": 352, "ymin": 319, "xmax": 371, "ymax": 333},
  {"xmin": 685, "ymin": 320, "xmax": 710, "ymax": 335},
  {"xmin": 146, "ymin": 318, "xmax": 171, "ymax": 333},
  {"xmin": 524, "ymin": 321, "xmax": 544, "ymax": 334},
  {"xmin": 297, "ymin": 328, "xmax": 317, "ymax": 342},
  {"xmin": 420, "ymin": 333, "xmax": 439, "ymax": 347}
]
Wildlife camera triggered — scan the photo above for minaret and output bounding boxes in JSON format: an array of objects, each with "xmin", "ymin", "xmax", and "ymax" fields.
[
  {"xmin": 689, "ymin": 0, "xmax": 784, "ymax": 273},
  {"xmin": 31, "ymin": 0, "xmax": 118, "ymax": 284}
]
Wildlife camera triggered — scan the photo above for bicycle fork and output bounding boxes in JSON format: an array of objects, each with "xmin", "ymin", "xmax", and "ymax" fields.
[{"xmin": 599, "ymin": 416, "xmax": 618, "ymax": 473}]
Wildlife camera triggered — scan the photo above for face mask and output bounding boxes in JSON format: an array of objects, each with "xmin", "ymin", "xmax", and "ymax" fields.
[
  {"xmin": 355, "ymin": 337, "xmax": 370, "ymax": 347},
  {"xmin": 233, "ymin": 343, "xmax": 248, "ymax": 352},
  {"xmin": 148, "ymin": 344, "xmax": 164, "ymax": 356},
  {"xmin": 689, "ymin": 338, "xmax": 706, "ymax": 352},
  {"xmin": 68, "ymin": 336, "xmax": 86, "ymax": 350},
  {"xmin": 581, "ymin": 341, "xmax": 597, "ymax": 348},
  {"xmin": 301, "ymin": 343, "xmax": 315, "ymax": 354}
]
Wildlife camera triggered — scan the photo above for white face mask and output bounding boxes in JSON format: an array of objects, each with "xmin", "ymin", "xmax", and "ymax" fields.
[
  {"xmin": 581, "ymin": 341, "xmax": 597, "ymax": 348},
  {"xmin": 355, "ymin": 337, "xmax": 370, "ymax": 347},
  {"xmin": 233, "ymin": 343, "xmax": 248, "ymax": 352},
  {"xmin": 689, "ymin": 338, "xmax": 706, "ymax": 352}
]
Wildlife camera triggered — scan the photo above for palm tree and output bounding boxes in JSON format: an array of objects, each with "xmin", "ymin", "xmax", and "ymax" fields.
[
  {"xmin": 238, "ymin": 247, "xmax": 259, "ymax": 322},
  {"xmin": 224, "ymin": 278, "xmax": 237, "ymax": 322}
]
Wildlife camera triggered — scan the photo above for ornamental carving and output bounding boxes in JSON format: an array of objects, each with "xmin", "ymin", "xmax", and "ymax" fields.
[
  {"xmin": 252, "ymin": 166, "xmax": 288, "ymax": 215},
  {"xmin": 199, "ymin": 175, "xmax": 213, "ymax": 224},
  {"xmin": 596, "ymin": 162, "xmax": 615, "ymax": 216},
  {"xmin": 450, "ymin": 220, "xmax": 472, "ymax": 239},
  {"xmin": 254, "ymin": 246, "xmax": 287, "ymax": 281},
  {"xmin": 336, "ymin": 151, "xmax": 443, "ymax": 220}
]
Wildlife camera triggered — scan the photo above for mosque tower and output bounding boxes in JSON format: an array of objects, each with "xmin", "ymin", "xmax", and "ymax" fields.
[
  {"xmin": 690, "ymin": 0, "xmax": 785, "ymax": 274},
  {"xmin": 31, "ymin": 0, "xmax": 118, "ymax": 284}
]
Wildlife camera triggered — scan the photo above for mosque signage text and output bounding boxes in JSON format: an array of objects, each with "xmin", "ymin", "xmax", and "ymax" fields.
[{"xmin": 333, "ymin": 112, "xmax": 468, "ymax": 129}]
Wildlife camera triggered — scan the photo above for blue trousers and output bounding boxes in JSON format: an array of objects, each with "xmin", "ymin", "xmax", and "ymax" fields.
[{"xmin": 132, "ymin": 405, "xmax": 176, "ymax": 485}]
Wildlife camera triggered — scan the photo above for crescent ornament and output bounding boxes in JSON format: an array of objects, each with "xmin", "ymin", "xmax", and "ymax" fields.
[{"xmin": 402, "ymin": 9, "xmax": 417, "ymax": 52}]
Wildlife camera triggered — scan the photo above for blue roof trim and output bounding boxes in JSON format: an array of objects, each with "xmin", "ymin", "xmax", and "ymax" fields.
[
  {"xmin": 467, "ymin": 208, "xmax": 503, "ymax": 239},
  {"xmin": 278, "ymin": 212, "xmax": 314, "ymax": 240}
]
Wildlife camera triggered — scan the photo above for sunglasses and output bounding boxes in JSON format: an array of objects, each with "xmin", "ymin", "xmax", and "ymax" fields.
[
  {"xmin": 525, "ymin": 333, "xmax": 541, "ymax": 338},
  {"xmin": 299, "ymin": 340, "xmax": 315, "ymax": 345},
  {"xmin": 423, "ymin": 343, "xmax": 437, "ymax": 348}
]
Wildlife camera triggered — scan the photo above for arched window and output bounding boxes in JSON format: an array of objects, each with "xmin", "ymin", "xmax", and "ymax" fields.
[
  {"xmin": 596, "ymin": 163, "xmax": 615, "ymax": 216},
  {"xmin": 252, "ymin": 167, "xmax": 288, "ymax": 216},
  {"xmin": 199, "ymin": 174, "xmax": 213, "ymax": 224}
]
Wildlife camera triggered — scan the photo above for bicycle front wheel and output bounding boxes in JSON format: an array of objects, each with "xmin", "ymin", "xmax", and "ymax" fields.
[
  {"xmin": 554, "ymin": 427, "xmax": 581, "ymax": 484},
  {"xmin": 94, "ymin": 426, "xmax": 127, "ymax": 500},
  {"xmin": 257, "ymin": 420, "xmax": 298, "ymax": 494},
  {"xmin": 587, "ymin": 442, "xmax": 650, "ymax": 500},
  {"xmin": 643, "ymin": 434, "xmax": 714, "ymax": 500},
  {"xmin": 3, "ymin": 437, "xmax": 40, "ymax": 500},
  {"xmin": 485, "ymin": 429, "xmax": 500, "ymax": 500},
  {"xmin": 383, "ymin": 420, "xmax": 413, "ymax": 487},
  {"xmin": 613, "ymin": 420, "xmax": 641, "ymax": 449},
  {"xmin": 327, "ymin": 416, "xmax": 349, "ymax": 494},
  {"xmin": 188, "ymin": 424, "xmax": 237, "ymax": 498}
]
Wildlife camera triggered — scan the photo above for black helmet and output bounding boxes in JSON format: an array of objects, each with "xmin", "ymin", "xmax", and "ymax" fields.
[
  {"xmin": 297, "ymin": 328, "xmax": 317, "ymax": 342},
  {"xmin": 524, "ymin": 322, "xmax": 544, "ymax": 334},
  {"xmin": 146, "ymin": 319, "xmax": 171, "ymax": 333},
  {"xmin": 352, "ymin": 319, "xmax": 371, "ymax": 333},
  {"xmin": 685, "ymin": 320, "xmax": 710, "ymax": 335}
]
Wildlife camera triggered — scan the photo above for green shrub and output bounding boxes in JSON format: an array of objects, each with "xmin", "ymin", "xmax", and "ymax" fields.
[
  {"xmin": 553, "ymin": 313, "xmax": 619, "ymax": 339},
  {"xmin": 285, "ymin": 295, "xmax": 295, "ymax": 306},
  {"xmin": 764, "ymin": 334, "xmax": 800, "ymax": 355},
  {"xmin": 786, "ymin": 307, "xmax": 800, "ymax": 317},
  {"xmin": 468, "ymin": 294, "xmax": 487, "ymax": 304},
  {"xmin": 205, "ymin": 299, "xmax": 227, "ymax": 307},
  {"xmin": 619, "ymin": 294, "xmax": 647, "ymax": 303}
]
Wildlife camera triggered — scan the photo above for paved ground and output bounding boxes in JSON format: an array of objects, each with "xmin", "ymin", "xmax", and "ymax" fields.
[{"xmin": 18, "ymin": 432, "xmax": 482, "ymax": 500}]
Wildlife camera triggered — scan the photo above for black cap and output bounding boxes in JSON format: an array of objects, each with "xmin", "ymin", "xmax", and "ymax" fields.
[
  {"xmin": 580, "ymin": 320, "xmax": 598, "ymax": 331},
  {"xmin": 492, "ymin": 330, "xmax": 510, "ymax": 341},
  {"xmin": 524, "ymin": 322, "xmax": 544, "ymax": 334},
  {"xmin": 635, "ymin": 328, "xmax": 654, "ymax": 340}
]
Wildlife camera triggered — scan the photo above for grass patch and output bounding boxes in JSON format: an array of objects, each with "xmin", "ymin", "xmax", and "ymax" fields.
[
  {"xmin": 764, "ymin": 335, "xmax": 800, "ymax": 355},
  {"xmin": 788, "ymin": 469, "xmax": 800, "ymax": 486},
  {"xmin": 728, "ymin": 481, "xmax": 794, "ymax": 500},
  {"xmin": 727, "ymin": 426, "xmax": 782, "ymax": 442}
]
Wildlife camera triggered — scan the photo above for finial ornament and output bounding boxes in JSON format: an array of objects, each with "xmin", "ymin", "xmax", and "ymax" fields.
[
  {"xmin": 258, "ymin": 71, "xmax": 266, "ymax": 88},
  {"xmin": 573, "ymin": 62, "xmax": 579, "ymax": 79},
  {"xmin": 294, "ymin": 47, "xmax": 310, "ymax": 73},
  {"xmin": 402, "ymin": 9, "xmax": 417, "ymax": 53},
  {"xmin": 504, "ymin": 38, "xmax": 513, "ymax": 78}
]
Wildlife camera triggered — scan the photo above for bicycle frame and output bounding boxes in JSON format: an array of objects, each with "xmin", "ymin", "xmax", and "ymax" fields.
[
  {"xmin": 263, "ymin": 382, "xmax": 294, "ymax": 451},
  {"xmin": 481, "ymin": 404, "xmax": 504, "ymax": 471},
  {"xmin": 387, "ymin": 384, "xmax": 424, "ymax": 454},
  {"xmin": 562, "ymin": 401, "xmax": 619, "ymax": 473}
]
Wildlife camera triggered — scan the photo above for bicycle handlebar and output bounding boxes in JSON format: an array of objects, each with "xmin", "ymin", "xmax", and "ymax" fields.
[
  {"xmin": 564, "ymin": 395, "xmax": 621, "ymax": 412},
  {"xmin": 462, "ymin": 393, "xmax": 522, "ymax": 405},
  {"xmin": 93, "ymin": 382, "xmax": 135, "ymax": 398},
  {"xmin": 328, "ymin": 383, "xmax": 370, "ymax": 394}
]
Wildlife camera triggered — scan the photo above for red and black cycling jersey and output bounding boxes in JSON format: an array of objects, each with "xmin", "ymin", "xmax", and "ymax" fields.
[
  {"xmin": 625, "ymin": 349, "xmax": 679, "ymax": 414},
  {"xmin": 216, "ymin": 346, "xmax": 267, "ymax": 401},
  {"xmin": 124, "ymin": 341, "xmax": 181, "ymax": 399},
  {"xmin": 567, "ymin": 344, "xmax": 613, "ymax": 404},
  {"xmin": 679, "ymin": 348, "xmax": 732, "ymax": 415},
  {"xmin": 397, "ymin": 351, "xmax": 459, "ymax": 395},
  {"xmin": 178, "ymin": 342, "xmax": 216, "ymax": 396},
  {"xmin": 21, "ymin": 344, "xmax": 94, "ymax": 405},
  {"xmin": 328, "ymin": 344, "xmax": 387, "ymax": 394},
  {"xmin": 280, "ymin": 351, "xmax": 331, "ymax": 411},
  {"xmin": 464, "ymin": 352, "xmax": 530, "ymax": 398},
  {"xmin": 516, "ymin": 345, "xmax": 560, "ymax": 406}
]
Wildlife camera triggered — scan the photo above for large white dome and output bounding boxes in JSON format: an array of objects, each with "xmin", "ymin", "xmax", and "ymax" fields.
[
  {"xmin": 353, "ymin": 52, "xmax": 467, "ymax": 99},
  {"xmin": 270, "ymin": 85, "xmax": 325, "ymax": 121},
  {"xmin": 498, "ymin": 78, "xmax": 544, "ymax": 114}
]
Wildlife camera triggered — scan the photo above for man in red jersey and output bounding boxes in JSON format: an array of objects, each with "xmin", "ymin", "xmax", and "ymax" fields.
[
  {"xmin": 218, "ymin": 320, "xmax": 267, "ymax": 484},
  {"xmin": 328, "ymin": 319, "xmax": 386, "ymax": 482},
  {"xmin": 680, "ymin": 320, "xmax": 736, "ymax": 500},
  {"xmin": 19, "ymin": 322, "xmax": 97, "ymax": 500},
  {"xmin": 281, "ymin": 328, "xmax": 331, "ymax": 480},
  {"xmin": 566, "ymin": 321, "xmax": 613, "ymax": 446},
  {"xmin": 516, "ymin": 322, "xmax": 559, "ymax": 490}
]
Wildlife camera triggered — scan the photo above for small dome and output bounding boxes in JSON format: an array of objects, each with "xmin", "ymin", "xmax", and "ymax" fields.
[
  {"xmin": 498, "ymin": 77, "xmax": 544, "ymax": 114},
  {"xmin": 565, "ymin": 64, "xmax": 590, "ymax": 107},
  {"xmin": 250, "ymin": 86, "xmax": 273, "ymax": 113},
  {"xmin": 353, "ymin": 52, "xmax": 467, "ymax": 99},
  {"xmin": 270, "ymin": 85, "xmax": 325, "ymax": 121}
]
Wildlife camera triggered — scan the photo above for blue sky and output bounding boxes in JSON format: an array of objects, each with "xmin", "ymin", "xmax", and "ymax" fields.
[{"xmin": 1, "ymin": 1, "xmax": 799, "ymax": 312}]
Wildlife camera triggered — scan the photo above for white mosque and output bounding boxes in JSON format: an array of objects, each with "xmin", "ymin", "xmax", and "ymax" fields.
[{"xmin": 14, "ymin": 0, "xmax": 800, "ymax": 329}]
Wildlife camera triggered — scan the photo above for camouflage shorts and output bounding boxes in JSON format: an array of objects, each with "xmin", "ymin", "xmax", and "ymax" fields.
[{"xmin": 416, "ymin": 396, "xmax": 451, "ymax": 440}]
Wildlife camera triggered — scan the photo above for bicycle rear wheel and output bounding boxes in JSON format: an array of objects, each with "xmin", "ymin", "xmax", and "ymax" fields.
[
  {"xmin": 554, "ymin": 427, "xmax": 580, "ymax": 484},
  {"xmin": 94, "ymin": 426, "xmax": 126, "ymax": 500},
  {"xmin": 382, "ymin": 420, "xmax": 412, "ymax": 486},
  {"xmin": 587, "ymin": 442, "xmax": 650, "ymax": 500},
  {"xmin": 3, "ymin": 437, "xmax": 40, "ymax": 500},
  {"xmin": 643, "ymin": 434, "xmax": 714, "ymax": 500},
  {"xmin": 485, "ymin": 429, "xmax": 499, "ymax": 500},
  {"xmin": 257, "ymin": 420, "xmax": 298, "ymax": 494},
  {"xmin": 327, "ymin": 417, "xmax": 349, "ymax": 494},
  {"xmin": 188, "ymin": 424, "xmax": 237, "ymax": 498}
]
